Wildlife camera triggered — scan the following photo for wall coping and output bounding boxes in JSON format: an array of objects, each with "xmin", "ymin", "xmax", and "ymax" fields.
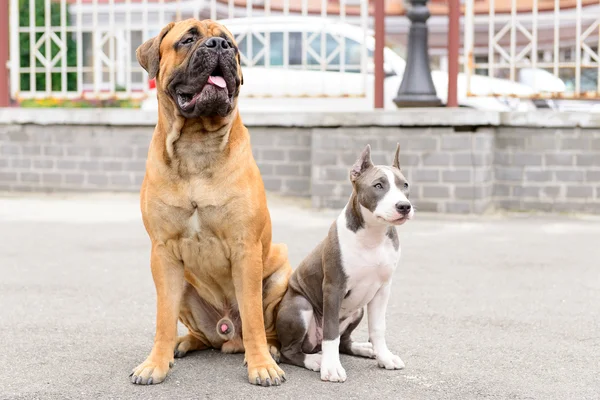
[{"xmin": 1, "ymin": 107, "xmax": 599, "ymax": 128}]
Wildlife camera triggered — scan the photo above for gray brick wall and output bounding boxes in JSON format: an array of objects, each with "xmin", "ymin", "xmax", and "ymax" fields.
[
  {"xmin": 0, "ymin": 124, "xmax": 150, "ymax": 192},
  {"xmin": 251, "ymin": 128, "xmax": 311, "ymax": 197},
  {"xmin": 494, "ymin": 127, "xmax": 600, "ymax": 213},
  {"xmin": 1, "ymin": 121, "xmax": 599, "ymax": 214},
  {"xmin": 311, "ymin": 127, "xmax": 495, "ymax": 213},
  {"xmin": 0, "ymin": 124, "xmax": 312, "ymax": 197}
]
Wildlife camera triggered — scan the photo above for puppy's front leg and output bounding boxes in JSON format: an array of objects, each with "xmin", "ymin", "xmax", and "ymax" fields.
[
  {"xmin": 131, "ymin": 244, "xmax": 185, "ymax": 384},
  {"xmin": 232, "ymin": 241, "xmax": 285, "ymax": 386},
  {"xmin": 367, "ymin": 281, "xmax": 405, "ymax": 370},
  {"xmin": 320, "ymin": 280, "xmax": 346, "ymax": 382}
]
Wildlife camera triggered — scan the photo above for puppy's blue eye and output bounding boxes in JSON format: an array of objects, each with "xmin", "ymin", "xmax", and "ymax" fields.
[
  {"xmin": 404, "ymin": 183, "xmax": 409, "ymax": 189},
  {"xmin": 374, "ymin": 183, "xmax": 383, "ymax": 190}
]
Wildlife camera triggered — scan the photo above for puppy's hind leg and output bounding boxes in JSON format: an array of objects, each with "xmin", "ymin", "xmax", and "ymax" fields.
[
  {"xmin": 276, "ymin": 291, "xmax": 321, "ymax": 372},
  {"xmin": 339, "ymin": 308, "xmax": 375, "ymax": 359}
]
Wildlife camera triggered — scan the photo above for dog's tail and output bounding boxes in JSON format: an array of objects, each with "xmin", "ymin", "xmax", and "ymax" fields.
[{"xmin": 216, "ymin": 317, "xmax": 235, "ymax": 342}]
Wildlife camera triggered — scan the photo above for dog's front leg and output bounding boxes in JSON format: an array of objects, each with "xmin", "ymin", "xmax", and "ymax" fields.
[
  {"xmin": 232, "ymin": 241, "xmax": 286, "ymax": 386},
  {"xmin": 367, "ymin": 281, "xmax": 405, "ymax": 370},
  {"xmin": 131, "ymin": 244, "xmax": 185, "ymax": 385},
  {"xmin": 320, "ymin": 280, "xmax": 346, "ymax": 382}
]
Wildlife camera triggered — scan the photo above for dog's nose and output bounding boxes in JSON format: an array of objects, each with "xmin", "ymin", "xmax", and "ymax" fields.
[
  {"xmin": 204, "ymin": 37, "xmax": 230, "ymax": 51},
  {"xmin": 395, "ymin": 201, "xmax": 412, "ymax": 214}
]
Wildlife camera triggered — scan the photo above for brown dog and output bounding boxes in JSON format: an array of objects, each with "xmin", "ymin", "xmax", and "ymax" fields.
[{"xmin": 130, "ymin": 19, "xmax": 291, "ymax": 386}]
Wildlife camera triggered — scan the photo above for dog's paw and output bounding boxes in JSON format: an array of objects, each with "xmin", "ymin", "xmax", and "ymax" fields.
[
  {"xmin": 174, "ymin": 336, "xmax": 192, "ymax": 358},
  {"xmin": 304, "ymin": 353, "xmax": 322, "ymax": 372},
  {"xmin": 320, "ymin": 359, "xmax": 346, "ymax": 382},
  {"xmin": 351, "ymin": 342, "xmax": 375, "ymax": 358},
  {"xmin": 268, "ymin": 343, "xmax": 281, "ymax": 364},
  {"xmin": 130, "ymin": 357, "xmax": 172, "ymax": 385},
  {"xmin": 376, "ymin": 352, "xmax": 405, "ymax": 370},
  {"xmin": 221, "ymin": 338, "xmax": 245, "ymax": 354},
  {"xmin": 247, "ymin": 358, "xmax": 286, "ymax": 386}
]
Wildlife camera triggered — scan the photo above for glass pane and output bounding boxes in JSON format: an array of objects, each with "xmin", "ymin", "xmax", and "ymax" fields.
[
  {"xmin": 288, "ymin": 32, "xmax": 302, "ymax": 66},
  {"xmin": 269, "ymin": 32, "xmax": 284, "ymax": 66}
]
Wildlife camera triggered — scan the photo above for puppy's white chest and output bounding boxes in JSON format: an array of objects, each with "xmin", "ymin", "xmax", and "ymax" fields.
[{"xmin": 339, "ymin": 241, "xmax": 399, "ymax": 315}]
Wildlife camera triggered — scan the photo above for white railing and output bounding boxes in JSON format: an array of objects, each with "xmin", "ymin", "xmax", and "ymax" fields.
[
  {"xmin": 8, "ymin": 0, "xmax": 370, "ymax": 100},
  {"xmin": 464, "ymin": 0, "xmax": 600, "ymax": 99}
]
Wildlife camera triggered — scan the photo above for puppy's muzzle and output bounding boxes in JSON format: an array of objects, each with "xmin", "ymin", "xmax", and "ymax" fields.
[{"xmin": 395, "ymin": 201, "xmax": 412, "ymax": 215}]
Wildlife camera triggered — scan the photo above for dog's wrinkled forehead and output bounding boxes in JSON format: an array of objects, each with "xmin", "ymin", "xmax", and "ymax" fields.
[
  {"xmin": 161, "ymin": 20, "xmax": 235, "ymax": 63},
  {"xmin": 162, "ymin": 19, "xmax": 234, "ymax": 51},
  {"xmin": 143, "ymin": 19, "xmax": 239, "ymax": 89}
]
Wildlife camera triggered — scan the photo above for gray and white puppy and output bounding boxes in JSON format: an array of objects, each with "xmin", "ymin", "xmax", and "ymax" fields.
[{"xmin": 276, "ymin": 144, "xmax": 414, "ymax": 382}]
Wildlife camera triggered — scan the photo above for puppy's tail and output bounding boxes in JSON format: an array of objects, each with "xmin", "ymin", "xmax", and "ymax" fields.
[{"xmin": 216, "ymin": 317, "xmax": 235, "ymax": 341}]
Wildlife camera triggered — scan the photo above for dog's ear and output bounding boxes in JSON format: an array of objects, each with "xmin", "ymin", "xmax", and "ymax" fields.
[
  {"xmin": 136, "ymin": 22, "xmax": 175, "ymax": 80},
  {"xmin": 392, "ymin": 143, "xmax": 401, "ymax": 170},
  {"xmin": 350, "ymin": 144, "xmax": 374, "ymax": 182}
]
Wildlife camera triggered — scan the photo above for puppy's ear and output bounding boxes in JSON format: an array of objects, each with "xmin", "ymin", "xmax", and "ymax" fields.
[
  {"xmin": 350, "ymin": 144, "xmax": 374, "ymax": 182},
  {"xmin": 136, "ymin": 22, "xmax": 175, "ymax": 80},
  {"xmin": 392, "ymin": 143, "xmax": 401, "ymax": 170}
]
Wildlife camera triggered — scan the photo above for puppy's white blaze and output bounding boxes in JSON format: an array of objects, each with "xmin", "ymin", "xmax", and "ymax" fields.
[{"xmin": 373, "ymin": 169, "xmax": 411, "ymax": 221}]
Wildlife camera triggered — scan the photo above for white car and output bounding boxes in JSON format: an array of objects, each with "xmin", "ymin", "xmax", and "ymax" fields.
[{"xmin": 142, "ymin": 17, "xmax": 558, "ymax": 112}]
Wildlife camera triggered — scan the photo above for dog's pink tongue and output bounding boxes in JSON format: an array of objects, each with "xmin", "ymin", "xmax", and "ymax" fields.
[
  {"xmin": 220, "ymin": 323, "xmax": 229, "ymax": 333},
  {"xmin": 208, "ymin": 76, "xmax": 226, "ymax": 88}
]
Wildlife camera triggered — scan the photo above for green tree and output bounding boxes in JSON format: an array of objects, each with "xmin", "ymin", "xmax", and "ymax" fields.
[{"xmin": 19, "ymin": 0, "xmax": 78, "ymax": 92}]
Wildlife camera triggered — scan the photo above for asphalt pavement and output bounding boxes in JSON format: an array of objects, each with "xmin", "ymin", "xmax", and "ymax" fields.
[{"xmin": 0, "ymin": 193, "xmax": 599, "ymax": 400}]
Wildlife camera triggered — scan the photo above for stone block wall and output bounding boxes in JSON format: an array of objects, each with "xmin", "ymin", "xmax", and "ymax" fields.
[
  {"xmin": 311, "ymin": 127, "xmax": 495, "ymax": 213},
  {"xmin": 494, "ymin": 127, "xmax": 600, "ymax": 213},
  {"xmin": 1, "ymin": 109, "xmax": 600, "ymax": 214},
  {"xmin": 251, "ymin": 127, "xmax": 312, "ymax": 197},
  {"xmin": 0, "ymin": 124, "xmax": 312, "ymax": 197}
]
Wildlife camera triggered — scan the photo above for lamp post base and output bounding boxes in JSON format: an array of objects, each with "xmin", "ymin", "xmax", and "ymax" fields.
[
  {"xmin": 394, "ymin": 0, "xmax": 441, "ymax": 109},
  {"xmin": 393, "ymin": 94, "xmax": 443, "ymax": 108}
]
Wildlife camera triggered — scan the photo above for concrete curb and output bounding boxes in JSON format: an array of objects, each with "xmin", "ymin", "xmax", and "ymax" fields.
[
  {"xmin": 2, "ymin": 107, "xmax": 600, "ymax": 128},
  {"xmin": 1, "ymin": 107, "xmax": 498, "ymax": 127}
]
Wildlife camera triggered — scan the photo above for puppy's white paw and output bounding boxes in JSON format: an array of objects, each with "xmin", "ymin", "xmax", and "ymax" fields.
[
  {"xmin": 320, "ymin": 359, "xmax": 347, "ymax": 382},
  {"xmin": 351, "ymin": 342, "xmax": 375, "ymax": 358},
  {"xmin": 304, "ymin": 353, "xmax": 322, "ymax": 372},
  {"xmin": 377, "ymin": 352, "xmax": 405, "ymax": 370}
]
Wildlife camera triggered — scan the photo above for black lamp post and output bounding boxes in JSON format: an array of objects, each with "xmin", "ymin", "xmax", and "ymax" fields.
[{"xmin": 393, "ymin": 0, "xmax": 442, "ymax": 107}]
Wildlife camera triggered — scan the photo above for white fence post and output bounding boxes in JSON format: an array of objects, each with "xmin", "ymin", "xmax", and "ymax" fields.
[
  {"xmin": 9, "ymin": 0, "xmax": 19, "ymax": 99},
  {"xmin": 464, "ymin": 0, "xmax": 474, "ymax": 96},
  {"xmin": 465, "ymin": 0, "xmax": 600, "ymax": 99}
]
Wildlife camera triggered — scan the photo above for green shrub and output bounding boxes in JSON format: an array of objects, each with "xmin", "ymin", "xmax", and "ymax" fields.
[{"xmin": 19, "ymin": 0, "xmax": 78, "ymax": 92}]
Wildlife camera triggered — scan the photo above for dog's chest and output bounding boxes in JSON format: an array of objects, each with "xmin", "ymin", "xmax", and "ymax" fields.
[
  {"xmin": 338, "ymin": 227, "xmax": 400, "ymax": 316},
  {"xmin": 160, "ymin": 187, "xmax": 239, "ymax": 277}
]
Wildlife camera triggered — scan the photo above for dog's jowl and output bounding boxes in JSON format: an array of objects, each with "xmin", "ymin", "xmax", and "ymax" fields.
[
  {"xmin": 131, "ymin": 19, "xmax": 291, "ymax": 386},
  {"xmin": 277, "ymin": 144, "xmax": 413, "ymax": 382}
]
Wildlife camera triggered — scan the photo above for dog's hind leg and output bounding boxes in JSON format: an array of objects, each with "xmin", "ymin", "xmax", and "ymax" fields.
[
  {"xmin": 262, "ymin": 243, "xmax": 292, "ymax": 363},
  {"xmin": 174, "ymin": 333, "xmax": 209, "ymax": 358},
  {"xmin": 276, "ymin": 291, "xmax": 322, "ymax": 372},
  {"xmin": 339, "ymin": 308, "xmax": 375, "ymax": 359}
]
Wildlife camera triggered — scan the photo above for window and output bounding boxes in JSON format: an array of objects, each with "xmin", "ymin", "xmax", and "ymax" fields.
[{"xmin": 236, "ymin": 30, "xmax": 371, "ymax": 72}]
